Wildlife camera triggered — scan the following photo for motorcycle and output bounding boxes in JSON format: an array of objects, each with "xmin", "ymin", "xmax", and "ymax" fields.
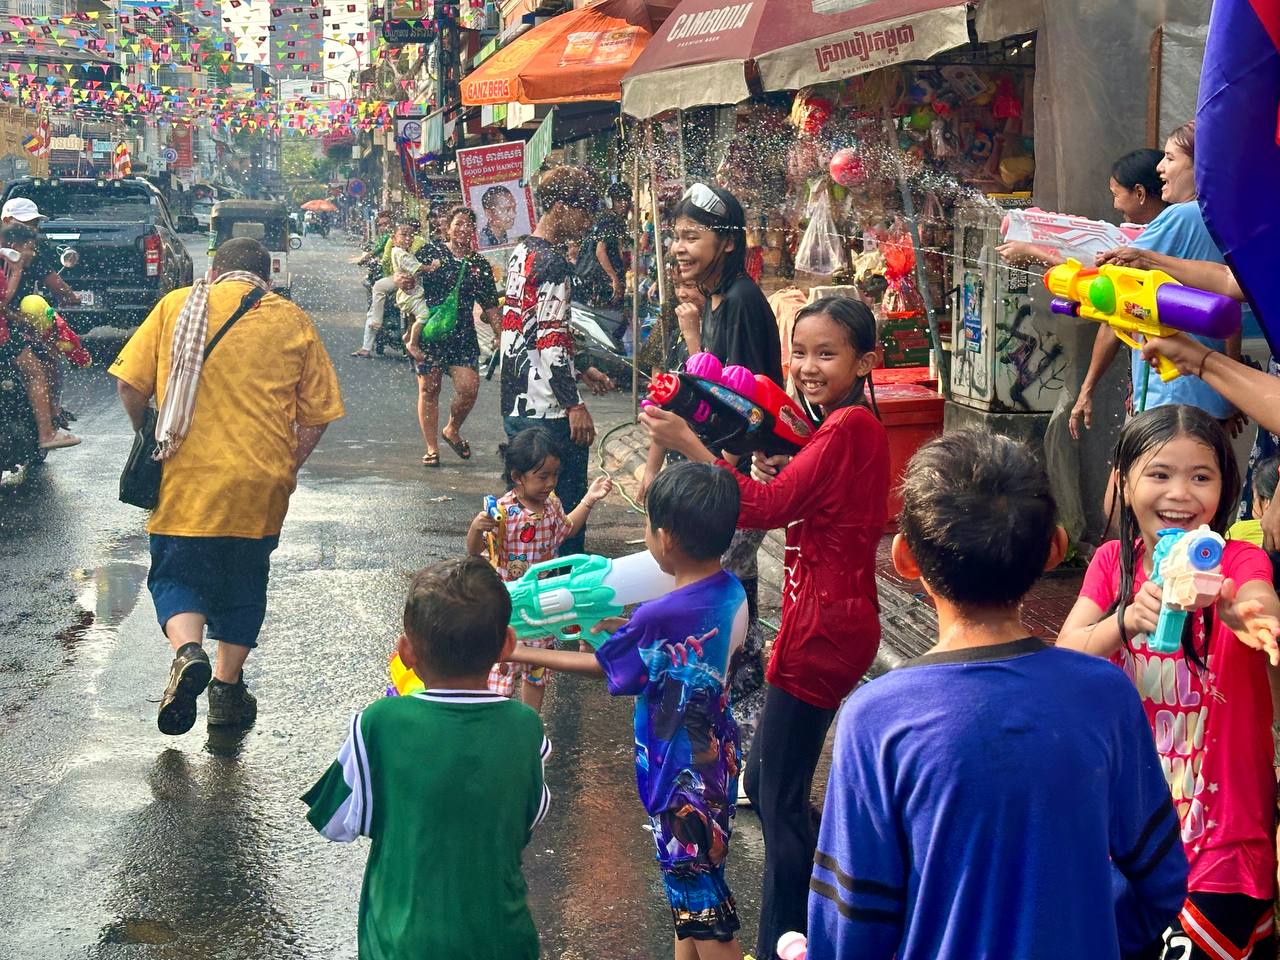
[
  {"xmin": 0, "ymin": 245, "xmax": 72, "ymax": 481},
  {"xmin": 569, "ymin": 302, "xmax": 646, "ymax": 390},
  {"xmin": 0, "ymin": 347, "xmax": 44, "ymax": 481},
  {"xmin": 483, "ymin": 302, "xmax": 649, "ymax": 387}
]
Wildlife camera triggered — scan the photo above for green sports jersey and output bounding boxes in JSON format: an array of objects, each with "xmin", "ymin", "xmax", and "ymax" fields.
[{"xmin": 304, "ymin": 689, "xmax": 550, "ymax": 959}]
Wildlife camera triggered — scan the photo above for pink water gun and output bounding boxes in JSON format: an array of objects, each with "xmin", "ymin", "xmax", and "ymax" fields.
[
  {"xmin": 643, "ymin": 352, "xmax": 814, "ymax": 457},
  {"xmin": 1000, "ymin": 207, "xmax": 1144, "ymax": 263}
]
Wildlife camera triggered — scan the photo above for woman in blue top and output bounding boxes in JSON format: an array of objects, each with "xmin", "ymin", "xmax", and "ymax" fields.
[{"xmin": 1074, "ymin": 121, "xmax": 1242, "ymax": 429}]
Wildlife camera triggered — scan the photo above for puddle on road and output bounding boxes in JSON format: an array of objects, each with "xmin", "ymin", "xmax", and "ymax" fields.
[
  {"xmin": 72, "ymin": 560, "xmax": 148, "ymax": 630},
  {"xmin": 99, "ymin": 917, "xmax": 179, "ymax": 946}
]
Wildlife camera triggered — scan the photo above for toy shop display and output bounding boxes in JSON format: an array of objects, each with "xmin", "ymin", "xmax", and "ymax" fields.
[{"xmin": 741, "ymin": 43, "xmax": 1035, "ymax": 367}]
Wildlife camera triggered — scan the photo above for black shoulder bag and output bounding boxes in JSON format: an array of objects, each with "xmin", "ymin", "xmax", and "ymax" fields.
[{"xmin": 119, "ymin": 286, "xmax": 265, "ymax": 509}]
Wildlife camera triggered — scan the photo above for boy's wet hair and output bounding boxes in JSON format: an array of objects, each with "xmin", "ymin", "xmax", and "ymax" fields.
[
  {"xmin": 899, "ymin": 428, "xmax": 1056, "ymax": 608},
  {"xmin": 403, "ymin": 558, "xmax": 512, "ymax": 679},
  {"xmin": 646, "ymin": 461, "xmax": 739, "ymax": 561},
  {"xmin": 537, "ymin": 165, "xmax": 602, "ymax": 213},
  {"xmin": 499, "ymin": 426, "xmax": 562, "ymax": 483}
]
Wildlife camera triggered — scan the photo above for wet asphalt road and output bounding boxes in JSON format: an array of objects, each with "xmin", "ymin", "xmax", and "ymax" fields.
[{"xmin": 0, "ymin": 234, "xmax": 764, "ymax": 959}]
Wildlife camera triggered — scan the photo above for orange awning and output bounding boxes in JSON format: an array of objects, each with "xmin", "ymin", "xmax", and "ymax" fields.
[{"xmin": 461, "ymin": 0, "xmax": 667, "ymax": 106}]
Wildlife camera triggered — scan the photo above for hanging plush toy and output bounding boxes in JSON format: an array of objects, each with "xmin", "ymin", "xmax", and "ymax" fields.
[
  {"xmin": 790, "ymin": 88, "xmax": 835, "ymax": 137},
  {"xmin": 992, "ymin": 76, "xmax": 1023, "ymax": 120}
]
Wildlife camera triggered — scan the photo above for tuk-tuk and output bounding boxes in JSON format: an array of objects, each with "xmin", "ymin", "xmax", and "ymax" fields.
[{"xmin": 208, "ymin": 200, "xmax": 294, "ymax": 297}]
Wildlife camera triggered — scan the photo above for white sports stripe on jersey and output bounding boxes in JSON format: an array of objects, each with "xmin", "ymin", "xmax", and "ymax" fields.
[{"xmin": 314, "ymin": 711, "xmax": 371, "ymax": 843}]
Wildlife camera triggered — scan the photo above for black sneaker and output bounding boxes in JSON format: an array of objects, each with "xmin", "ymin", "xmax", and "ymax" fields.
[
  {"xmin": 157, "ymin": 642, "xmax": 212, "ymax": 736},
  {"xmin": 207, "ymin": 676, "xmax": 257, "ymax": 729}
]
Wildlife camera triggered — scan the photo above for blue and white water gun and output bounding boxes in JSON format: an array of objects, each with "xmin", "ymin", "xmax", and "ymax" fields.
[{"xmin": 1148, "ymin": 525, "xmax": 1225, "ymax": 653}]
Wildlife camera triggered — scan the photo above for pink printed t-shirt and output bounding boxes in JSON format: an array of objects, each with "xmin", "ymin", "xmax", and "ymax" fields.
[
  {"xmin": 1079, "ymin": 538, "xmax": 1277, "ymax": 898},
  {"xmin": 492, "ymin": 491, "xmax": 569, "ymax": 582}
]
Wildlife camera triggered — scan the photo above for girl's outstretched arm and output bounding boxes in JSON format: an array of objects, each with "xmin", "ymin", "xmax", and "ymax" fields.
[
  {"xmin": 1216, "ymin": 578, "xmax": 1280, "ymax": 665},
  {"xmin": 507, "ymin": 644, "xmax": 603, "ymax": 675}
]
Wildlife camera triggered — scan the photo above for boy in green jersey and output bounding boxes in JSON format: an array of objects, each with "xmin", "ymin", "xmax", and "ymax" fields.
[{"xmin": 303, "ymin": 558, "xmax": 550, "ymax": 959}]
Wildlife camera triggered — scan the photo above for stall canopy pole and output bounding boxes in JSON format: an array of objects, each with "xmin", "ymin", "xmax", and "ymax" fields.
[
  {"xmin": 632, "ymin": 151, "xmax": 643, "ymax": 419},
  {"xmin": 648, "ymin": 119, "xmax": 669, "ymax": 335},
  {"xmin": 886, "ymin": 118, "xmax": 949, "ymax": 399}
]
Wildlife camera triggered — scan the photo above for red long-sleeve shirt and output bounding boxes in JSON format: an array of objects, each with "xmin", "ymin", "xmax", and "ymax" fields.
[{"xmin": 722, "ymin": 405, "xmax": 889, "ymax": 709}]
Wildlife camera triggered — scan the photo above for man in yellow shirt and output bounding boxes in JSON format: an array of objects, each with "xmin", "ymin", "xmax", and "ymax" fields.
[{"xmin": 110, "ymin": 238, "xmax": 344, "ymax": 735}]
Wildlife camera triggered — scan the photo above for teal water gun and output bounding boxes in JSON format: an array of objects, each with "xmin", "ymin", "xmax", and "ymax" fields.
[
  {"xmin": 1148, "ymin": 525, "xmax": 1226, "ymax": 653},
  {"xmin": 508, "ymin": 551, "xmax": 675, "ymax": 649}
]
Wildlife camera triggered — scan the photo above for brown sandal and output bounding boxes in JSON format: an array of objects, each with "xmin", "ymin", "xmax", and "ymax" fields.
[{"xmin": 422, "ymin": 452, "xmax": 440, "ymax": 467}]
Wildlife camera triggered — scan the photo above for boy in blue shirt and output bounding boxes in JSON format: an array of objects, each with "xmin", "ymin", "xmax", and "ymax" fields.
[
  {"xmin": 807, "ymin": 429, "xmax": 1188, "ymax": 960},
  {"xmin": 509, "ymin": 461, "xmax": 746, "ymax": 959}
]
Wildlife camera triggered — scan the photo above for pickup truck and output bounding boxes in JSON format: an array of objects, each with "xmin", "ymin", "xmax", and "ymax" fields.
[{"xmin": 0, "ymin": 177, "xmax": 195, "ymax": 334}]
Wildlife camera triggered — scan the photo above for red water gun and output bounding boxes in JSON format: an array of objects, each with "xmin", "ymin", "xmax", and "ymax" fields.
[
  {"xmin": 19, "ymin": 294, "xmax": 91, "ymax": 368},
  {"xmin": 643, "ymin": 352, "xmax": 814, "ymax": 457}
]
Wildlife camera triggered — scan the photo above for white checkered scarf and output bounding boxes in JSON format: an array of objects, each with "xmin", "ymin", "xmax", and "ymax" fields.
[{"xmin": 154, "ymin": 271, "xmax": 270, "ymax": 461}]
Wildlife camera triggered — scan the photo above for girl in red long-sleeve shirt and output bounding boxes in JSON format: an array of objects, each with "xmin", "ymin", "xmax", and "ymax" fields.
[{"xmin": 641, "ymin": 296, "xmax": 889, "ymax": 959}]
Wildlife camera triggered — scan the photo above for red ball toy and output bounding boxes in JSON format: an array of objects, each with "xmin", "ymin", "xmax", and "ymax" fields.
[{"xmin": 828, "ymin": 148, "xmax": 866, "ymax": 186}]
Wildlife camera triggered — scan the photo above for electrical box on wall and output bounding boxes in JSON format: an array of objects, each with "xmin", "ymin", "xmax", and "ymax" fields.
[{"xmin": 948, "ymin": 204, "xmax": 1067, "ymax": 414}]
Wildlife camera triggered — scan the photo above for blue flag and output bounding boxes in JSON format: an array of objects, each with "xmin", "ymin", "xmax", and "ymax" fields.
[{"xmin": 1196, "ymin": 0, "xmax": 1280, "ymax": 354}]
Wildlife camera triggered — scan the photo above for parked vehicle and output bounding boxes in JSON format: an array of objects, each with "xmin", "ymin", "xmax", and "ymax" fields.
[
  {"xmin": 363, "ymin": 263, "xmax": 405, "ymax": 356},
  {"xmin": 209, "ymin": 199, "xmax": 293, "ymax": 297},
  {"xmin": 190, "ymin": 196, "xmax": 215, "ymax": 232},
  {"xmin": 0, "ymin": 176, "xmax": 195, "ymax": 335}
]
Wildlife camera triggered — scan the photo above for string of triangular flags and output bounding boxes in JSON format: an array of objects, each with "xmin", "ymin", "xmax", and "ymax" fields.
[{"xmin": 4, "ymin": 71, "xmax": 427, "ymax": 134}]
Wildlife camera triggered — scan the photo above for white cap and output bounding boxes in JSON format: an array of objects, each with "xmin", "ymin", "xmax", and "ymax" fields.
[{"xmin": 1, "ymin": 198, "xmax": 46, "ymax": 222}]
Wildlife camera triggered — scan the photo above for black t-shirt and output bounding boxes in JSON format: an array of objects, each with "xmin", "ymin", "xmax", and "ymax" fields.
[
  {"xmin": 420, "ymin": 241, "xmax": 500, "ymax": 313},
  {"xmin": 15, "ymin": 244, "xmax": 58, "ymax": 300},
  {"xmin": 701, "ymin": 273, "xmax": 783, "ymax": 386},
  {"xmin": 574, "ymin": 211, "xmax": 628, "ymax": 303}
]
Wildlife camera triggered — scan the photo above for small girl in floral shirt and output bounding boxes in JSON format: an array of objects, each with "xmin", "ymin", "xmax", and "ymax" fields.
[{"xmin": 466, "ymin": 426, "xmax": 611, "ymax": 712}]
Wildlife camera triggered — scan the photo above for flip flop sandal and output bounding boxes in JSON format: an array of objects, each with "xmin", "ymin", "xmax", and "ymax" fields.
[
  {"xmin": 422, "ymin": 452, "xmax": 440, "ymax": 467},
  {"xmin": 443, "ymin": 434, "xmax": 471, "ymax": 460},
  {"xmin": 351, "ymin": 349, "xmax": 372, "ymax": 358},
  {"xmin": 40, "ymin": 430, "xmax": 81, "ymax": 450}
]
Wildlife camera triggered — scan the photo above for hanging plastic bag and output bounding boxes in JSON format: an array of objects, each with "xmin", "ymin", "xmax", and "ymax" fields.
[{"xmin": 794, "ymin": 185, "xmax": 845, "ymax": 277}]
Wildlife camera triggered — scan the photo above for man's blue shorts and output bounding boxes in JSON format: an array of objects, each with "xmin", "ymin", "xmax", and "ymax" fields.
[{"xmin": 148, "ymin": 535, "xmax": 279, "ymax": 648}]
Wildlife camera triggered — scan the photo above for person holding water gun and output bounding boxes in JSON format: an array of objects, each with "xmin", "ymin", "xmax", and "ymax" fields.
[
  {"xmin": 642, "ymin": 183, "xmax": 783, "ymax": 752},
  {"xmin": 642, "ymin": 296, "xmax": 889, "ymax": 960},
  {"xmin": 465, "ymin": 426, "xmax": 611, "ymax": 712},
  {"xmin": 503, "ymin": 462, "xmax": 749, "ymax": 960},
  {"xmin": 1070, "ymin": 122, "xmax": 1245, "ymax": 436},
  {"xmin": 1058, "ymin": 405, "xmax": 1280, "ymax": 960},
  {"xmin": 0, "ymin": 222, "xmax": 79, "ymax": 450}
]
